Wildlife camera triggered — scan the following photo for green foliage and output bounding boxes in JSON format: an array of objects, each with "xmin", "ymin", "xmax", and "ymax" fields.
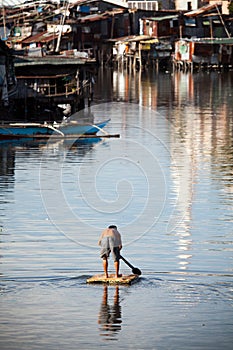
[{"xmin": 228, "ymin": 1, "xmax": 233, "ymax": 14}]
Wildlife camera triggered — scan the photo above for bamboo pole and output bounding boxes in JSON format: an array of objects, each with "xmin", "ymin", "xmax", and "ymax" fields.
[{"xmin": 215, "ymin": 4, "xmax": 231, "ymax": 38}]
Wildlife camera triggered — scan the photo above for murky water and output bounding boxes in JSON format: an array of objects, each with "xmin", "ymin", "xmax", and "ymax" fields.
[{"xmin": 0, "ymin": 69, "xmax": 233, "ymax": 349}]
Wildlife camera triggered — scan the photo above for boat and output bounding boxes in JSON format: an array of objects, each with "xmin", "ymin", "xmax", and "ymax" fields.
[
  {"xmin": 0, "ymin": 119, "xmax": 110, "ymax": 140},
  {"xmin": 0, "ymin": 123, "xmax": 54, "ymax": 140},
  {"xmin": 56, "ymin": 118, "xmax": 110, "ymax": 136},
  {"xmin": 86, "ymin": 274, "xmax": 140, "ymax": 285}
]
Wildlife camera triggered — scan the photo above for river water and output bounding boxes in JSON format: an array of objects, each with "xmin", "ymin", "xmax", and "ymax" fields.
[{"xmin": 0, "ymin": 68, "xmax": 233, "ymax": 349}]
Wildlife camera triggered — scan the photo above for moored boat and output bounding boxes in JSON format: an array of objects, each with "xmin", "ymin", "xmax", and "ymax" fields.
[
  {"xmin": 0, "ymin": 119, "xmax": 110, "ymax": 140},
  {"xmin": 0, "ymin": 123, "xmax": 54, "ymax": 140},
  {"xmin": 56, "ymin": 118, "xmax": 110, "ymax": 136}
]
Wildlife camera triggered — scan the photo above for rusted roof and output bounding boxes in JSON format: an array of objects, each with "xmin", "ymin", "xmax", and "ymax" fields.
[
  {"xmin": 79, "ymin": 13, "xmax": 109, "ymax": 23},
  {"xmin": 79, "ymin": 8, "xmax": 125, "ymax": 23},
  {"xmin": 1, "ymin": 0, "xmax": 25, "ymax": 6},
  {"xmin": 127, "ymin": 35, "xmax": 156, "ymax": 42},
  {"xmin": 106, "ymin": 35, "xmax": 139, "ymax": 42},
  {"xmin": 145, "ymin": 15, "xmax": 179, "ymax": 22},
  {"xmin": 190, "ymin": 37, "xmax": 233, "ymax": 45},
  {"xmin": 107, "ymin": 35, "xmax": 158, "ymax": 43},
  {"xmin": 140, "ymin": 38, "xmax": 159, "ymax": 44},
  {"xmin": 71, "ymin": 0, "xmax": 128, "ymax": 9},
  {"xmin": 177, "ymin": 37, "xmax": 233, "ymax": 45},
  {"xmin": 185, "ymin": 3, "xmax": 222, "ymax": 17},
  {"xmin": 22, "ymin": 31, "xmax": 59, "ymax": 44}
]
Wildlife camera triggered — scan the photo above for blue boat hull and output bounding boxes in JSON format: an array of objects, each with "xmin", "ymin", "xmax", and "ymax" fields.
[
  {"xmin": 0, "ymin": 124, "xmax": 54, "ymax": 140},
  {"xmin": 0, "ymin": 119, "xmax": 110, "ymax": 140},
  {"xmin": 57, "ymin": 119, "xmax": 110, "ymax": 136}
]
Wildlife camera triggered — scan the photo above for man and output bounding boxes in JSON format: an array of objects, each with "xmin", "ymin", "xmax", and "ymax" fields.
[{"xmin": 98, "ymin": 225, "xmax": 122, "ymax": 278}]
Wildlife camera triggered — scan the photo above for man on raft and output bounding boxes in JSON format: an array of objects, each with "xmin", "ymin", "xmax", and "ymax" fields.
[{"xmin": 98, "ymin": 225, "xmax": 123, "ymax": 278}]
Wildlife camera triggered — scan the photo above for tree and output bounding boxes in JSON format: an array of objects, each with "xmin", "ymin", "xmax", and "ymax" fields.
[{"xmin": 228, "ymin": 1, "xmax": 233, "ymax": 14}]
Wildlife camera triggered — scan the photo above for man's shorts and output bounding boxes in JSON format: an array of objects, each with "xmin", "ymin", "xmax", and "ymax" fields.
[{"xmin": 100, "ymin": 236, "xmax": 120, "ymax": 262}]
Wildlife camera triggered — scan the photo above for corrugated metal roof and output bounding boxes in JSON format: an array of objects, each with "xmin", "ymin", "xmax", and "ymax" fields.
[
  {"xmin": 185, "ymin": 3, "xmax": 222, "ymax": 17},
  {"xmin": 146, "ymin": 15, "xmax": 179, "ymax": 22},
  {"xmin": 71, "ymin": 0, "xmax": 128, "ymax": 9},
  {"xmin": 1, "ymin": 1, "xmax": 63, "ymax": 7},
  {"xmin": 107, "ymin": 35, "xmax": 157, "ymax": 43},
  {"xmin": 79, "ymin": 13, "xmax": 109, "ymax": 22},
  {"xmin": 140, "ymin": 38, "xmax": 159, "ymax": 44},
  {"xmin": 1, "ymin": 0, "xmax": 128, "ymax": 8},
  {"xmin": 190, "ymin": 37, "xmax": 233, "ymax": 45},
  {"xmin": 79, "ymin": 9, "xmax": 125, "ymax": 23},
  {"xmin": 22, "ymin": 30, "xmax": 59, "ymax": 44},
  {"xmin": 1, "ymin": 0, "xmax": 25, "ymax": 6},
  {"xmin": 127, "ymin": 35, "xmax": 155, "ymax": 42}
]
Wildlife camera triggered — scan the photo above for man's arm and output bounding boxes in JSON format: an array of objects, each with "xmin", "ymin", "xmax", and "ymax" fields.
[
  {"xmin": 98, "ymin": 232, "xmax": 103, "ymax": 246},
  {"xmin": 117, "ymin": 231, "xmax": 122, "ymax": 250},
  {"xmin": 98, "ymin": 229, "xmax": 107, "ymax": 246}
]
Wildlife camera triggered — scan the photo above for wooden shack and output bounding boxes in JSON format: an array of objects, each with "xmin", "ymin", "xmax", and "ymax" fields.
[
  {"xmin": 173, "ymin": 38, "xmax": 233, "ymax": 70},
  {"xmin": 0, "ymin": 40, "xmax": 17, "ymax": 114},
  {"xmin": 13, "ymin": 55, "xmax": 97, "ymax": 122},
  {"xmin": 139, "ymin": 15, "xmax": 180, "ymax": 40}
]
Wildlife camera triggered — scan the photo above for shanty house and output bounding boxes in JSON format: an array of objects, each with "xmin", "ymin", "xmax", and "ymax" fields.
[
  {"xmin": 182, "ymin": 3, "xmax": 231, "ymax": 38},
  {"xmin": 174, "ymin": 37, "xmax": 233, "ymax": 69},
  {"xmin": 0, "ymin": 39, "xmax": 17, "ymax": 109},
  {"xmin": 139, "ymin": 15, "xmax": 180, "ymax": 40}
]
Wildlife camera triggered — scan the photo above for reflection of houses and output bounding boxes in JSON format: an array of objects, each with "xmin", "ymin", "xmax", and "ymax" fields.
[
  {"xmin": 0, "ymin": 142, "xmax": 15, "ymax": 179},
  {"xmin": 168, "ymin": 68, "xmax": 233, "ymax": 268}
]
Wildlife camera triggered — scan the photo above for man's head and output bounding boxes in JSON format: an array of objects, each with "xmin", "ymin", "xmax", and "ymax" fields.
[{"xmin": 108, "ymin": 225, "xmax": 117, "ymax": 229}]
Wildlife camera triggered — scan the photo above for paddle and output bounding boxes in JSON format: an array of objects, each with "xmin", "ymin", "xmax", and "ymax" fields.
[{"xmin": 120, "ymin": 255, "xmax": 142, "ymax": 275}]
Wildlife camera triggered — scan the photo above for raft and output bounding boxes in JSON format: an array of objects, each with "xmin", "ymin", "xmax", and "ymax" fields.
[{"xmin": 86, "ymin": 274, "xmax": 139, "ymax": 285}]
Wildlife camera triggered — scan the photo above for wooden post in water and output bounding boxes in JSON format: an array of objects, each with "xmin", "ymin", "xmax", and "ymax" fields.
[
  {"xmin": 156, "ymin": 58, "xmax": 159, "ymax": 73},
  {"xmin": 139, "ymin": 43, "xmax": 142, "ymax": 69}
]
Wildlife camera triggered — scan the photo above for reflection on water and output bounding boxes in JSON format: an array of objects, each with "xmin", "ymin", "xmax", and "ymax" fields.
[
  {"xmin": 0, "ymin": 69, "xmax": 233, "ymax": 350},
  {"xmin": 93, "ymin": 68, "xmax": 233, "ymax": 274},
  {"xmin": 98, "ymin": 285, "xmax": 122, "ymax": 340},
  {"xmin": 100, "ymin": 68, "xmax": 233, "ymax": 114}
]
